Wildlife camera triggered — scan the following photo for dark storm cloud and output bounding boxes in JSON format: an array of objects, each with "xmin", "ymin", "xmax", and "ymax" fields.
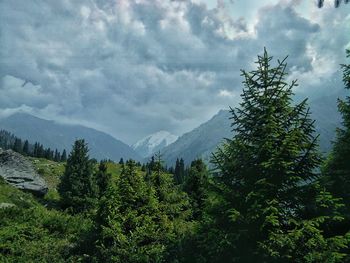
[{"xmin": 0, "ymin": 0, "xmax": 348, "ymax": 143}]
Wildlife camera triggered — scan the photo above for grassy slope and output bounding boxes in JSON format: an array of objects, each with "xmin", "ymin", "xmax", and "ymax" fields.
[
  {"xmin": 0, "ymin": 179, "xmax": 93, "ymax": 263},
  {"xmin": 0, "ymin": 158, "xmax": 149, "ymax": 262},
  {"xmin": 30, "ymin": 157, "xmax": 125, "ymax": 190}
]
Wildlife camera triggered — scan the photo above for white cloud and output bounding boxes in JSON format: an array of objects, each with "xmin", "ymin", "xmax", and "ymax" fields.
[
  {"xmin": 218, "ymin": 89, "xmax": 235, "ymax": 98},
  {"xmin": 0, "ymin": 0, "xmax": 349, "ymax": 143}
]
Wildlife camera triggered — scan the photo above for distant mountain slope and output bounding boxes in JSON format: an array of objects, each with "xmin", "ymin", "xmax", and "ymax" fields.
[
  {"xmin": 161, "ymin": 110, "xmax": 231, "ymax": 166},
  {"xmin": 133, "ymin": 131, "xmax": 178, "ymax": 158},
  {"xmin": 161, "ymin": 93, "xmax": 344, "ymax": 166},
  {"xmin": 0, "ymin": 113, "xmax": 141, "ymax": 161},
  {"xmin": 309, "ymin": 93, "xmax": 343, "ymax": 154}
]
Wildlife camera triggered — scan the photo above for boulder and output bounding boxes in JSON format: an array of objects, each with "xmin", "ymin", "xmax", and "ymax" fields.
[{"xmin": 0, "ymin": 149, "xmax": 48, "ymax": 196}]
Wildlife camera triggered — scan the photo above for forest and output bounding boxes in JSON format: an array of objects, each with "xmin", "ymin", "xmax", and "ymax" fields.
[{"xmin": 1, "ymin": 49, "xmax": 350, "ymax": 263}]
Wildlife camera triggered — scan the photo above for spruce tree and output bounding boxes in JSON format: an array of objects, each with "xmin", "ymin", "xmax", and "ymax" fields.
[
  {"xmin": 183, "ymin": 159, "xmax": 209, "ymax": 220},
  {"xmin": 174, "ymin": 158, "xmax": 185, "ymax": 184},
  {"xmin": 33, "ymin": 142, "xmax": 38, "ymax": 157},
  {"xmin": 44, "ymin": 148, "xmax": 51, "ymax": 159},
  {"xmin": 60, "ymin": 149, "xmax": 67, "ymax": 162},
  {"xmin": 38, "ymin": 144, "xmax": 44, "ymax": 158},
  {"xmin": 179, "ymin": 158, "xmax": 185, "ymax": 183},
  {"xmin": 322, "ymin": 50, "xmax": 350, "ymax": 239},
  {"xmin": 58, "ymin": 139, "xmax": 97, "ymax": 214},
  {"xmin": 22, "ymin": 140, "xmax": 29, "ymax": 155},
  {"xmin": 150, "ymin": 153, "xmax": 192, "ymax": 261},
  {"xmin": 174, "ymin": 158, "xmax": 180, "ymax": 183},
  {"xmin": 54, "ymin": 149, "xmax": 60, "ymax": 162},
  {"xmin": 13, "ymin": 138, "xmax": 22, "ymax": 153},
  {"xmin": 96, "ymin": 160, "xmax": 165, "ymax": 262},
  {"xmin": 96, "ymin": 160, "xmax": 112, "ymax": 198},
  {"xmin": 202, "ymin": 49, "xmax": 349, "ymax": 262}
]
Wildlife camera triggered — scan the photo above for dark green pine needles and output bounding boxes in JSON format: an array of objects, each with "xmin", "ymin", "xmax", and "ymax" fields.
[
  {"xmin": 58, "ymin": 139, "xmax": 98, "ymax": 214},
  {"xmin": 321, "ymin": 49, "xmax": 350, "ymax": 254},
  {"xmin": 202, "ymin": 49, "xmax": 349, "ymax": 263}
]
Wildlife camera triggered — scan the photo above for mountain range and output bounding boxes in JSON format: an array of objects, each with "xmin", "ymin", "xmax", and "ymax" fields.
[
  {"xmin": 0, "ymin": 89, "xmax": 344, "ymax": 167},
  {"xmin": 0, "ymin": 113, "xmax": 141, "ymax": 161},
  {"xmin": 159, "ymin": 92, "xmax": 344, "ymax": 166}
]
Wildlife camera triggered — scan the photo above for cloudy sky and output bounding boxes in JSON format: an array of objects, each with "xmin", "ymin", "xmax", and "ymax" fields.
[{"xmin": 0, "ymin": 0, "xmax": 349, "ymax": 144}]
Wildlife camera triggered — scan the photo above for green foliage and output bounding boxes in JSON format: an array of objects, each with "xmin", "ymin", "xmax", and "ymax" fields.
[
  {"xmin": 96, "ymin": 160, "xmax": 166, "ymax": 262},
  {"xmin": 96, "ymin": 160, "xmax": 112, "ymax": 198},
  {"xmin": 0, "ymin": 183, "xmax": 93, "ymax": 263},
  {"xmin": 60, "ymin": 149, "xmax": 67, "ymax": 162},
  {"xmin": 22, "ymin": 140, "xmax": 29, "ymax": 155},
  {"xmin": 183, "ymin": 159, "xmax": 209, "ymax": 220},
  {"xmin": 321, "ymin": 49, "xmax": 350, "ymax": 261},
  {"xmin": 322, "ymin": 49, "xmax": 350, "ymax": 213},
  {"xmin": 2, "ymin": 49, "xmax": 350, "ymax": 263},
  {"xmin": 199, "ymin": 49, "xmax": 349, "ymax": 262},
  {"xmin": 150, "ymin": 154, "xmax": 194, "ymax": 262},
  {"xmin": 95, "ymin": 155, "xmax": 194, "ymax": 262},
  {"xmin": 31, "ymin": 157, "xmax": 65, "ymax": 189},
  {"xmin": 58, "ymin": 139, "xmax": 98, "ymax": 214},
  {"xmin": 174, "ymin": 158, "xmax": 185, "ymax": 184}
]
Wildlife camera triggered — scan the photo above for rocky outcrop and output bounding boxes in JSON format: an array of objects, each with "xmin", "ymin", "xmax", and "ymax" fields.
[{"xmin": 0, "ymin": 149, "xmax": 48, "ymax": 196}]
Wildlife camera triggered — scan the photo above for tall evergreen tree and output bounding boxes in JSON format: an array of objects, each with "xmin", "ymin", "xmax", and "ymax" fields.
[
  {"xmin": 96, "ymin": 160, "xmax": 112, "ymax": 198},
  {"xmin": 37, "ymin": 144, "xmax": 44, "ymax": 158},
  {"xmin": 60, "ymin": 149, "xmax": 67, "ymax": 162},
  {"xmin": 33, "ymin": 142, "xmax": 38, "ymax": 157},
  {"xmin": 53, "ymin": 149, "xmax": 60, "ymax": 162},
  {"xmin": 150, "ymin": 153, "xmax": 192, "ymax": 261},
  {"xmin": 13, "ymin": 138, "xmax": 22, "ymax": 153},
  {"xmin": 96, "ymin": 160, "xmax": 165, "ymax": 262},
  {"xmin": 174, "ymin": 158, "xmax": 185, "ymax": 184},
  {"xmin": 183, "ymin": 159, "xmax": 209, "ymax": 220},
  {"xmin": 200, "ymin": 49, "xmax": 348, "ymax": 262},
  {"xmin": 22, "ymin": 140, "xmax": 29, "ymax": 155},
  {"xmin": 174, "ymin": 158, "xmax": 180, "ymax": 183},
  {"xmin": 44, "ymin": 148, "xmax": 51, "ymax": 160},
  {"xmin": 58, "ymin": 139, "xmax": 97, "ymax": 214},
  {"xmin": 322, "ymin": 50, "xmax": 350, "ymax": 240}
]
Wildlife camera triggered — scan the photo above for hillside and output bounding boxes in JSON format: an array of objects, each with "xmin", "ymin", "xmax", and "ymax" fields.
[
  {"xmin": 0, "ymin": 175, "xmax": 93, "ymax": 262},
  {"xmin": 161, "ymin": 110, "xmax": 232, "ymax": 166},
  {"xmin": 0, "ymin": 113, "xmax": 141, "ymax": 162},
  {"xmin": 0, "ymin": 154, "xmax": 146, "ymax": 262},
  {"xmin": 161, "ymin": 92, "xmax": 344, "ymax": 166}
]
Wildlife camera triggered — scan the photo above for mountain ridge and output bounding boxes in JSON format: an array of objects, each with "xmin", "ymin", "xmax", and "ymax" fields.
[
  {"xmin": 133, "ymin": 130, "xmax": 178, "ymax": 158},
  {"xmin": 0, "ymin": 113, "xmax": 141, "ymax": 161}
]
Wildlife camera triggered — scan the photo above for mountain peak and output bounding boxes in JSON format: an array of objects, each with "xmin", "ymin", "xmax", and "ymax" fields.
[{"xmin": 133, "ymin": 131, "xmax": 178, "ymax": 158}]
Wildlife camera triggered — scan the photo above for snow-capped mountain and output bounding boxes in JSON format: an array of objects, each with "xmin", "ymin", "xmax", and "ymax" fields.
[{"xmin": 132, "ymin": 131, "xmax": 178, "ymax": 158}]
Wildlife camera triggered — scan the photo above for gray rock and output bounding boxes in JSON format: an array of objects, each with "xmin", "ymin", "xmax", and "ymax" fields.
[{"xmin": 0, "ymin": 149, "xmax": 48, "ymax": 196}]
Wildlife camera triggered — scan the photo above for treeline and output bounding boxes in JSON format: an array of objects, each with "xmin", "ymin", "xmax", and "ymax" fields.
[
  {"xmin": 2, "ymin": 49, "xmax": 349, "ymax": 262},
  {"xmin": 0, "ymin": 130, "xmax": 67, "ymax": 162},
  {"xmin": 53, "ymin": 49, "xmax": 350, "ymax": 262},
  {"xmin": 142, "ymin": 156, "xmax": 186, "ymax": 185},
  {"xmin": 58, "ymin": 139, "xmax": 199, "ymax": 262}
]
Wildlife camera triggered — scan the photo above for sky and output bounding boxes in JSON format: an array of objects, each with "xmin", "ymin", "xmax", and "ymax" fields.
[{"xmin": 0, "ymin": 0, "xmax": 349, "ymax": 144}]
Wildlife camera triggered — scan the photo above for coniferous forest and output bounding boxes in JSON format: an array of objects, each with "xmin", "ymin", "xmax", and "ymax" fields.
[{"xmin": 0, "ymin": 49, "xmax": 349, "ymax": 262}]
